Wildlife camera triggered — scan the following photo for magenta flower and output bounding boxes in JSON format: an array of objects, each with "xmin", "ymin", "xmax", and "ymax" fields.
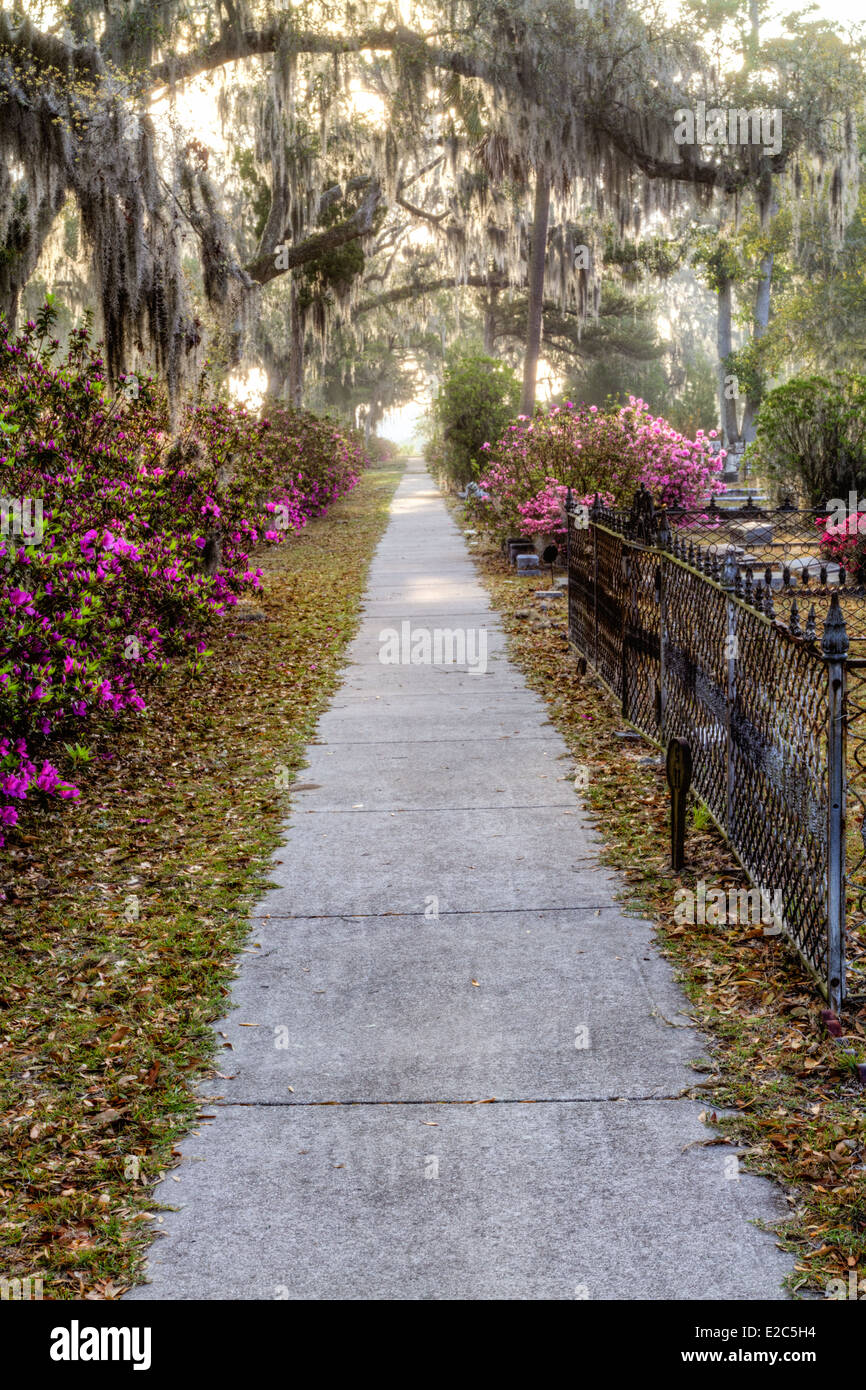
[{"xmin": 0, "ymin": 315, "xmax": 366, "ymax": 851}]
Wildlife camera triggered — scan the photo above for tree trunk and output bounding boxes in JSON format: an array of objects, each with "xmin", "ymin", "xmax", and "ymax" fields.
[
  {"xmin": 288, "ymin": 275, "xmax": 304, "ymax": 408},
  {"xmin": 260, "ymin": 342, "xmax": 289, "ymax": 399},
  {"xmin": 520, "ymin": 169, "xmax": 551, "ymax": 417},
  {"xmin": 740, "ymin": 246, "xmax": 773, "ymax": 444},
  {"xmin": 716, "ymin": 277, "xmax": 739, "ymax": 448},
  {"xmin": 483, "ymin": 283, "xmax": 499, "ymax": 355},
  {"xmin": 268, "ymin": 364, "xmax": 289, "ymax": 399}
]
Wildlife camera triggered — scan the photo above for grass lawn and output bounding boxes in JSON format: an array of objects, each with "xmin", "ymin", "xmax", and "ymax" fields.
[{"xmin": 0, "ymin": 464, "xmax": 402, "ymax": 1298}]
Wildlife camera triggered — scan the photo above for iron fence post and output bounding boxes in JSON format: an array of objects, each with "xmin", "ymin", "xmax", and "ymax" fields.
[
  {"xmin": 822, "ymin": 594, "xmax": 848, "ymax": 1012},
  {"xmin": 621, "ymin": 544, "xmax": 633, "ymax": 719},
  {"xmin": 721, "ymin": 549, "xmax": 739, "ymax": 838},
  {"xmin": 656, "ymin": 511, "xmax": 670, "ymax": 743},
  {"xmin": 621, "ymin": 491, "xmax": 637, "ymax": 721},
  {"xmin": 658, "ymin": 558, "xmax": 667, "ymax": 740},
  {"xmin": 592, "ymin": 521, "xmax": 599, "ymax": 668},
  {"xmin": 565, "ymin": 492, "xmax": 572, "ymax": 645}
]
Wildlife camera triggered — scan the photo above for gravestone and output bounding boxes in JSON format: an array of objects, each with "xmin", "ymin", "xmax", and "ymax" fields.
[
  {"xmin": 731, "ymin": 520, "xmax": 774, "ymax": 547},
  {"xmin": 517, "ymin": 553, "xmax": 541, "ymax": 574},
  {"xmin": 723, "ymin": 440, "xmax": 745, "ymax": 484},
  {"xmin": 507, "ymin": 539, "xmax": 536, "ymax": 564}
]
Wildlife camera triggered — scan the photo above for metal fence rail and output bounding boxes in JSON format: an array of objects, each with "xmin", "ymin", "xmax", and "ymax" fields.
[{"xmin": 566, "ymin": 488, "xmax": 853, "ymax": 1008}]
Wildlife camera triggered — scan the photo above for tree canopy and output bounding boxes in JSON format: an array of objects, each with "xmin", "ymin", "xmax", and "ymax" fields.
[{"xmin": 0, "ymin": 1, "xmax": 862, "ymax": 423}]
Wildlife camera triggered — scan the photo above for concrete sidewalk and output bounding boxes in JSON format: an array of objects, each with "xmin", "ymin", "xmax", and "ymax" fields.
[{"xmin": 127, "ymin": 462, "xmax": 793, "ymax": 1301}]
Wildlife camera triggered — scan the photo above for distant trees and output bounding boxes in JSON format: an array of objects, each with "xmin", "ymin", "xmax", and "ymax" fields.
[
  {"xmin": 428, "ymin": 351, "xmax": 520, "ymax": 487},
  {"xmin": 749, "ymin": 373, "xmax": 866, "ymax": 507}
]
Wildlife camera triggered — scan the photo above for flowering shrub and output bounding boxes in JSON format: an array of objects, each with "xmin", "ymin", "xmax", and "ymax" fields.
[
  {"xmin": 259, "ymin": 404, "xmax": 364, "ymax": 533},
  {"xmin": 470, "ymin": 397, "xmax": 725, "ymax": 537},
  {"xmin": 817, "ymin": 511, "xmax": 866, "ymax": 582},
  {"xmin": 0, "ymin": 312, "xmax": 363, "ymax": 846},
  {"xmin": 516, "ymin": 485, "xmax": 614, "ymax": 543},
  {"xmin": 363, "ymin": 435, "xmax": 401, "ymax": 465}
]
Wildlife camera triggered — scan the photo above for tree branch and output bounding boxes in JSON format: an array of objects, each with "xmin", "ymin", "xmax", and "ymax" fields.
[
  {"xmin": 147, "ymin": 24, "xmax": 488, "ymax": 93},
  {"xmin": 0, "ymin": 13, "xmax": 778, "ymax": 200},
  {"xmin": 597, "ymin": 108, "xmax": 787, "ymax": 192},
  {"xmin": 398, "ymin": 154, "xmax": 446, "ymax": 193},
  {"xmin": 355, "ymin": 274, "xmax": 508, "ymax": 315},
  {"xmin": 395, "ymin": 194, "xmax": 448, "ymax": 227},
  {"xmin": 245, "ymin": 181, "xmax": 382, "ymax": 285}
]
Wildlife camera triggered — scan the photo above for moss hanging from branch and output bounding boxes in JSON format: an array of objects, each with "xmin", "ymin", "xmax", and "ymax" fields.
[
  {"xmin": 0, "ymin": 2, "xmax": 859, "ymax": 402},
  {"xmin": 0, "ymin": 13, "xmax": 200, "ymax": 394}
]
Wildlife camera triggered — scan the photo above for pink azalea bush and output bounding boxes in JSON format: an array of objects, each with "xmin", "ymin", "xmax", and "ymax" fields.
[
  {"xmin": 470, "ymin": 397, "xmax": 725, "ymax": 538},
  {"xmin": 0, "ymin": 311, "xmax": 363, "ymax": 848},
  {"xmin": 260, "ymin": 404, "xmax": 364, "ymax": 533},
  {"xmin": 817, "ymin": 510, "xmax": 866, "ymax": 582},
  {"xmin": 517, "ymin": 484, "xmax": 615, "ymax": 539}
]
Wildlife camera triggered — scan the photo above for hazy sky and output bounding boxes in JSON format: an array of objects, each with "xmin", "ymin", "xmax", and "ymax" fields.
[
  {"xmin": 808, "ymin": 0, "xmax": 863, "ymax": 26},
  {"xmin": 670, "ymin": 0, "xmax": 864, "ymax": 36}
]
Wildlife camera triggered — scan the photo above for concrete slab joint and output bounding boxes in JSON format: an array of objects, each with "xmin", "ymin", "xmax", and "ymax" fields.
[{"xmin": 126, "ymin": 462, "xmax": 793, "ymax": 1303}]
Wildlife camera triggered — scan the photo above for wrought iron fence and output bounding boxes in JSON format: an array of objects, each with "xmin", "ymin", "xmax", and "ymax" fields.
[
  {"xmin": 566, "ymin": 486, "xmax": 862, "ymax": 1009},
  {"xmin": 844, "ymin": 660, "xmax": 866, "ymax": 995}
]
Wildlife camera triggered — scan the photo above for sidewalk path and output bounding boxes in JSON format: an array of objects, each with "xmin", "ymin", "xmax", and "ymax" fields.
[{"xmin": 128, "ymin": 462, "xmax": 793, "ymax": 1300}]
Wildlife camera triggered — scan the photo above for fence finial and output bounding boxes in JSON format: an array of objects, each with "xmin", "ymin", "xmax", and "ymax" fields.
[
  {"xmin": 821, "ymin": 592, "xmax": 849, "ymax": 658},
  {"xmin": 628, "ymin": 483, "xmax": 656, "ymax": 542},
  {"xmin": 805, "ymin": 603, "xmax": 817, "ymax": 642},
  {"xmin": 721, "ymin": 547, "xmax": 739, "ymax": 590}
]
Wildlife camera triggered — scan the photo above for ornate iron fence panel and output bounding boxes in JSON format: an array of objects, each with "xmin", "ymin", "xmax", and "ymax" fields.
[
  {"xmin": 844, "ymin": 659, "xmax": 866, "ymax": 991},
  {"xmin": 662, "ymin": 559, "xmax": 729, "ymax": 831},
  {"xmin": 566, "ymin": 489, "xmax": 852, "ymax": 1008},
  {"xmin": 719, "ymin": 599, "xmax": 831, "ymax": 985},
  {"xmin": 624, "ymin": 543, "xmax": 662, "ymax": 735},
  {"xmin": 595, "ymin": 526, "xmax": 625, "ymax": 698},
  {"xmin": 566, "ymin": 516, "xmax": 594, "ymax": 658}
]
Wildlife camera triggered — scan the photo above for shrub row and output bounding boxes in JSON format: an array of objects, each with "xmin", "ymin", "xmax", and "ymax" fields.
[{"xmin": 0, "ymin": 312, "xmax": 365, "ymax": 845}]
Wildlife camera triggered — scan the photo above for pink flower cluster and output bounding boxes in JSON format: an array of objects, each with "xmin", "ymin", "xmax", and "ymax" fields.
[
  {"xmin": 0, "ymin": 735, "xmax": 79, "ymax": 836},
  {"xmin": 817, "ymin": 510, "xmax": 866, "ymax": 583},
  {"xmin": 517, "ymin": 485, "xmax": 615, "ymax": 538},
  {"xmin": 0, "ymin": 315, "xmax": 366, "ymax": 847},
  {"xmin": 261, "ymin": 409, "xmax": 362, "ymax": 534},
  {"xmin": 471, "ymin": 397, "xmax": 725, "ymax": 537}
]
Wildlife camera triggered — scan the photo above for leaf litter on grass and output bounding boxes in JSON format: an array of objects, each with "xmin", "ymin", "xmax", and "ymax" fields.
[{"xmin": 0, "ymin": 466, "xmax": 402, "ymax": 1298}]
